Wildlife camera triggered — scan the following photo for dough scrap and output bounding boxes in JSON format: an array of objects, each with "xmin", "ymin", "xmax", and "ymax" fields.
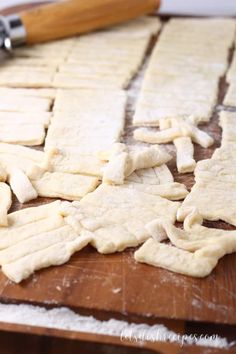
[
  {"xmin": 134, "ymin": 123, "xmax": 213, "ymax": 148},
  {"xmin": 174, "ymin": 137, "xmax": 196, "ymax": 173},
  {"xmin": 178, "ymin": 111, "xmax": 236, "ymax": 225},
  {"xmin": 0, "ymin": 214, "xmax": 64, "ymax": 249},
  {"xmin": 0, "ymin": 183, "xmax": 12, "ymax": 227},
  {"xmin": 0, "ymin": 95, "xmax": 51, "ymax": 112},
  {"xmin": 7, "ymin": 167, "xmax": 38, "ymax": 203},
  {"xmin": 0, "ymin": 112, "xmax": 52, "ymax": 128},
  {"xmin": 100, "ymin": 143, "xmax": 172, "ymax": 185},
  {"xmin": 135, "ymin": 209, "xmax": 236, "ymax": 277},
  {"xmin": 28, "ymin": 165, "xmax": 100, "ymax": 200},
  {"xmin": 0, "ymin": 124, "xmax": 45, "ymax": 146},
  {"xmin": 65, "ymin": 184, "xmax": 180, "ymax": 254},
  {"xmin": 134, "ymin": 238, "xmax": 219, "ymax": 278},
  {"xmin": 2, "ymin": 231, "xmax": 91, "ymax": 283},
  {"xmin": 126, "ymin": 164, "xmax": 174, "ymax": 185}
]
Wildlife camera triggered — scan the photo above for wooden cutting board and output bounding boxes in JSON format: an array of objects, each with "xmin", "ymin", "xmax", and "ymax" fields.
[{"xmin": 0, "ymin": 5, "xmax": 236, "ymax": 330}]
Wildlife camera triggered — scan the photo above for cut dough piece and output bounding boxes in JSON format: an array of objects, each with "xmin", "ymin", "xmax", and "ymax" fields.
[
  {"xmin": 0, "ymin": 71, "xmax": 54, "ymax": 88},
  {"xmin": 0, "ymin": 224, "xmax": 78, "ymax": 265},
  {"xmin": 134, "ymin": 124, "xmax": 213, "ymax": 148},
  {"xmin": 0, "ymin": 87, "xmax": 56, "ymax": 99},
  {"xmin": 0, "ymin": 214, "xmax": 64, "ymax": 249},
  {"xmin": 68, "ymin": 184, "xmax": 180, "ymax": 254},
  {"xmin": 146, "ymin": 210, "xmax": 236, "ymax": 251},
  {"xmin": 124, "ymin": 181, "xmax": 188, "ymax": 200},
  {"xmin": 53, "ymin": 73, "xmax": 130, "ymax": 89},
  {"xmin": 0, "ymin": 96, "xmax": 51, "ymax": 112},
  {"xmin": 174, "ymin": 137, "xmax": 196, "ymax": 173},
  {"xmin": 177, "ymin": 179, "xmax": 236, "ymax": 225},
  {"xmin": 0, "ymin": 143, "xmax": 44, "ymax": 162},
  {"xmin": 44, "ymin": 148, "xmax": 106, "ymax": 177},
  {"xmin": 28, "ymin": 165, "xmax": 99, "ymax": 200},
  {"xmin": 0, "ymin": 124, "xmax": 45, "ymax": 146},
  {"xmin": 134, "ymin": 238, "xmax": 219, "ymax": 278},
  {"xmin": 100, "ymin": 143, "xmax": 172, "ymax": 185},
  {"xmin": 0, "ymin": 112, "xmax": 51, "ymax": 128},
  {"xmin": 178, "ymin": 111, "xmax": 236, "ymax": 225},
  {"xmin": 2, "ymin": 232, "xmax": 91, "ymax": 283},
  {"xmin": 7, "ymin": 167, "xmax": 38, "ymax": 203},
  {"xmin": 0, "ymin": 183, "xmax": 12, "ymax": 227},
  {"xmin": 6, "ymin": 200, "xmax": 62, "ymax": 228},
  {"xmin": 126, "ymin": 164, "xmax": 174, "ymax": 185}
]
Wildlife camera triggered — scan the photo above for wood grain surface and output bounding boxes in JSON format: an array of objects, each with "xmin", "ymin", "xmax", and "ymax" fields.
[{"xmin": 0, "ymin": 4, "xmax": 236, "ymax": 344}]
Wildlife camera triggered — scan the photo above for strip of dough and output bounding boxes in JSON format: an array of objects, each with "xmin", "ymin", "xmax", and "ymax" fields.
[
  {"xmin": 174, "ymin": 137, "xmax": 196, "ymax": 173},
  {"xmin": 28, "ymin": 165, "xmax": 99, "ymax": 200},
  {"xmin": 0, "ymin": 112, "xmax": 51, "ymax": 128},
  {"xmin": 6, "ymin": 200, "xmax": 62, "ymax": 227},
  {"xmin": 146, "ymin": 210, "xmax": 236, "ymax": 251},
  {"xmin": 134, "ymin": 124, "xmax": 213, "ymax": 148},
  {"xmin": 1, "ymin": 232, "xmax": 91, "ymax": 283},
  {"xmin": 0, "ymin": 214, "xmax": 64, "ymax": 249},
  {"xmin": 0, "ymin": 124, "xmax": 45, "ymax": 146},
  {"xmin": 0, "ymin": 183, "xmax": 12, "ymax": 227},
  {"xmin": 0, "ymin": 96, "xmax": 51, "ymax": 112},
  {"xmin": 0, "ymin": 143, "xmax": 44, "ymax": 162},
  {"xmin": 7, "ymin": 167, "xmax": 38, "ymax": 203},
  {"xmin": 0, "ymin": 72, "xmax": 54, "ymax": 88},
  {"xmin": 0, "ymin": 225, "xmax": 78, "ymax": 265},
  {"xmin": 134, "ymin": 238, "xmax": 219, "ymax": 278},
  {"xmin": 0, "ymin": 87, "xmax": 56, "ymax": 99}
]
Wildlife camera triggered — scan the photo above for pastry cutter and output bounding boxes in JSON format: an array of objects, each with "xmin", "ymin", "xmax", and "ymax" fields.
[{"xmin": 0, "ymin": 0, "xmax": 160, "ymax": 55}]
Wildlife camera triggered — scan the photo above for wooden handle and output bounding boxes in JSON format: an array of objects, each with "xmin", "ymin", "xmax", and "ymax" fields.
[{"xmin": 19, "ymin": 0, "xmax": 160, "ymax": 44}]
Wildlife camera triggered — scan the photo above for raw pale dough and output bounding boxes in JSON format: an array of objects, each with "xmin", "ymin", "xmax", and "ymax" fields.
[
  {"xmin": 134, "ymin": 238, "xmax": 219, "ymax": 278},
  {"xmin": 124, "ymin": 181, "xmax": 188, "ymax": 200},
  {"xmin": 178, "ymin": 111, "xmax": 236, "ymax": 225},
  {"xmin": 133, "ymin": 18, "xmax": 235, "ymax": 126},
  {"xmin": 0, "ymin": 124, "xmax": 45, "ymax": 146},
  {"xmin": 99, "ymin": 143, "xmax": 172, "ymax": 185},
  {"xmin": 7, "ymin": 167, "xmax": 38, "ymax": 203},
  {"xmin": 0, "ymin": 95, "xmax": 51, "ymax": 112},
  {"xmin": 135, "ymin": 209, "xmax": 236, "ymax": 277},
  {"xmin": 0, "ymin": 214, "xmax": 64, "ymax": 249},
  {"xmin": 0, "ymin": 87, "xmax": 56, "ymax": 99},
  {"xmin": 224, "ymin": 49, "xmax": 236, "ymax": 106},
  {"xmin": 174, "ymin": 137, "xmax": 196, "ymax": 173},
  {"xmin": 45, "ymin": 89, "xmax": 127, "ymax": 176},
  {"xmin": 62, "ymin": 184, "xmax": 180, "ymax": 254},
  {"xmin": 0, "ymin": 183, "xmax": 12, "ymax": 227},
  {"xmin": 127, "ymin": 164, "xmax": 174, "ymax": 185},
  {"xmin": 0, "ymin": 112, "xmax": 52, "ymax": 128},
  {"xmin": 27, "ymin": 165, "xmax": 99, "ymax": 200},
  {"xmin": 134, "ymin": 123, "xmax": 213, "ymax": 148},
  {"xmin": 53, "ymin": 17, "xmax": 161, "ymax": 90},
  {"xmin": 2, "ymin": 231, "xmax": 91, "ymax": 283}
]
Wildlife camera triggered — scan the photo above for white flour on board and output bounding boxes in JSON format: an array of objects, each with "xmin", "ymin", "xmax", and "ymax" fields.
[{"xmin": 0, "ymin": 303, "xmax": 232, "ymax": 349}]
